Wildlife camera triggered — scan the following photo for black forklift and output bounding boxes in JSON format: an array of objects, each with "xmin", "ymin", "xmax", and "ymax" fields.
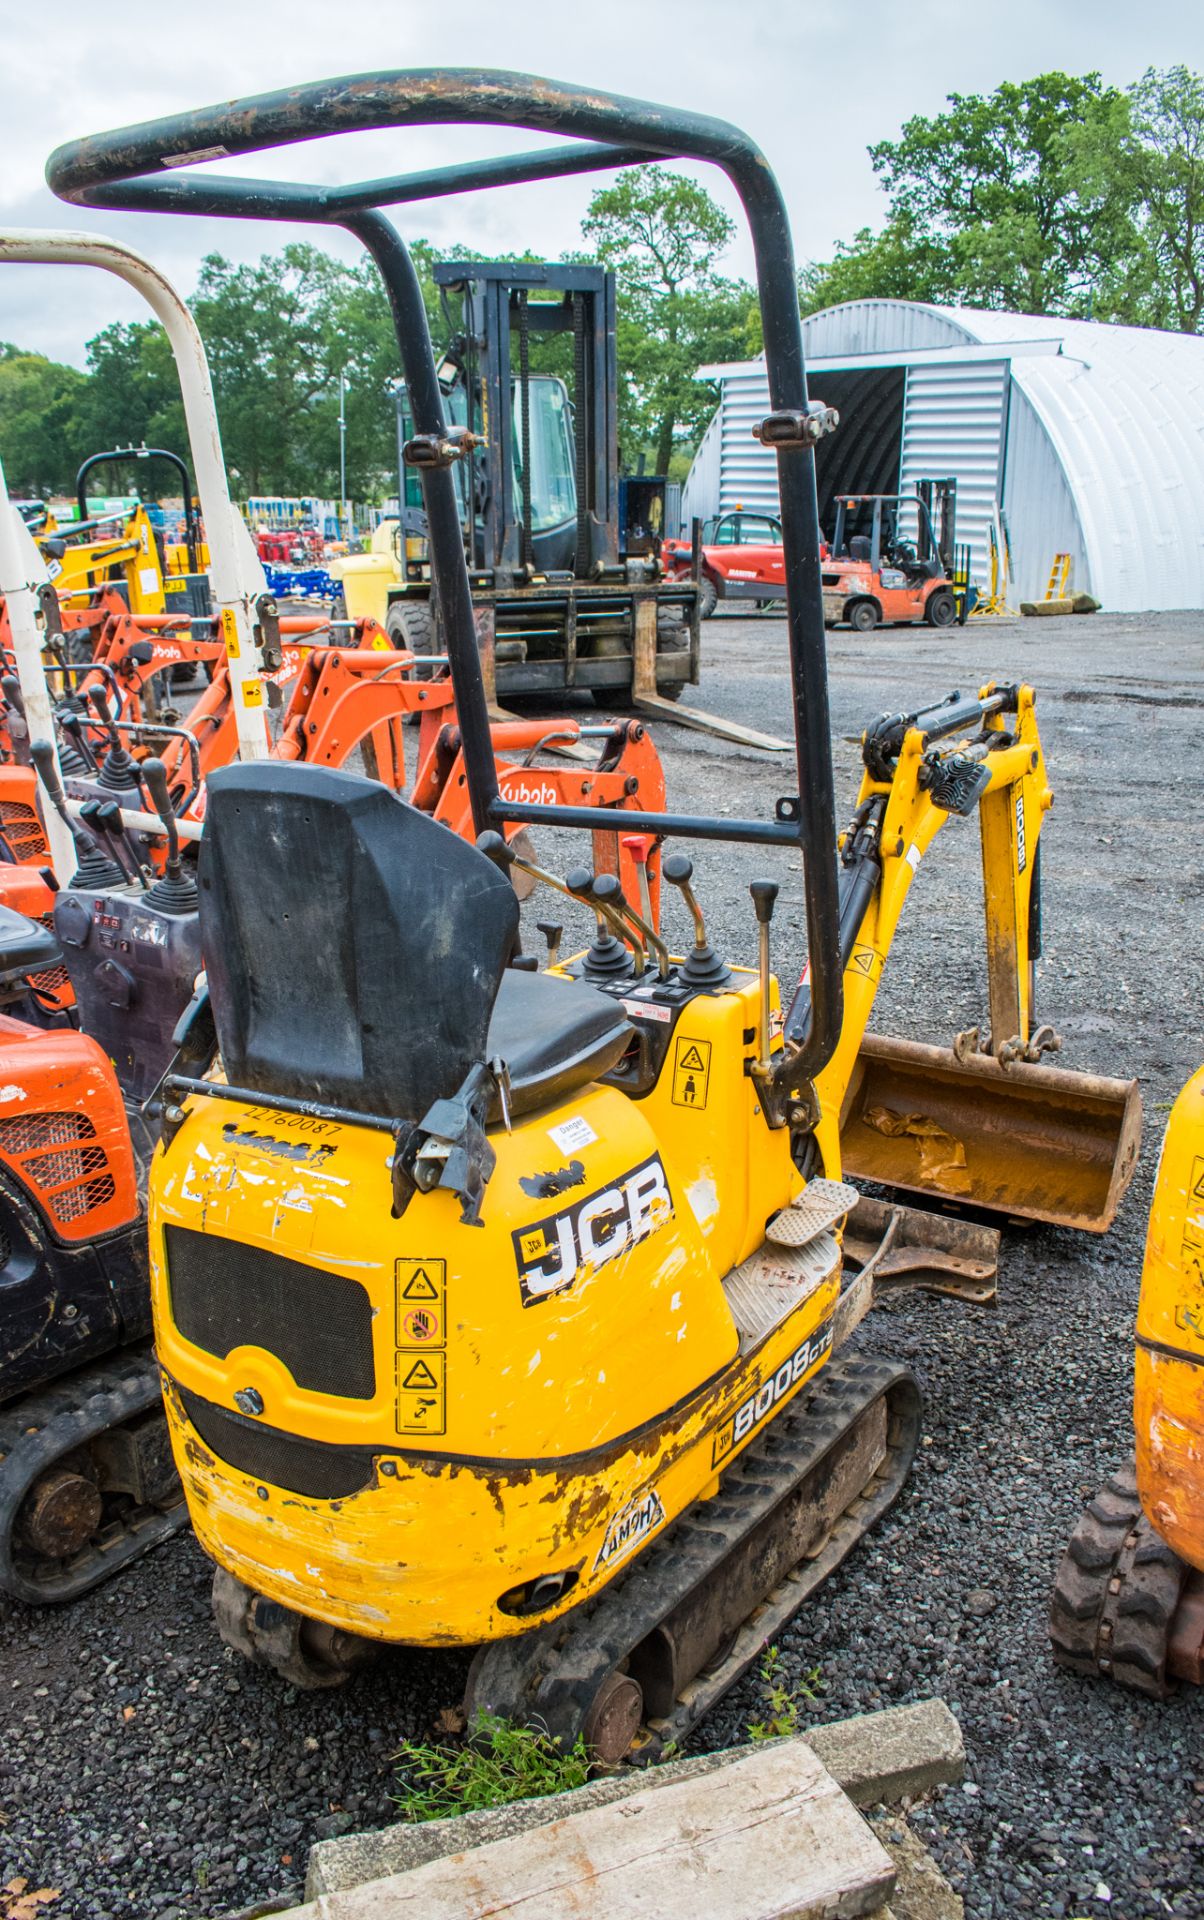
[{"xmin": 385, "ymin": 260, "xmax": 782, "ymax": 749}]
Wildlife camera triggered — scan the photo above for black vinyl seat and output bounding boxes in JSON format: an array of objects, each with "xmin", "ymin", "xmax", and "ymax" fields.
[
  {"xmin": 487, "ymin": 970, "xmax": 629, "ymax": 1119},
  {"xmin": 200, "ymin": 763, "xmax": 629, "ymax": 1127},
  {"xmin": 0, "ymin": 905, "xmax": 60, "ymax": 980}
]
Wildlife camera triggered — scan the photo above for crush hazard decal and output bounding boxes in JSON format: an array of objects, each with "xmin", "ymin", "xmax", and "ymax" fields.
[
  {"xmin": 594, "ymin": 1488, "xmax": 666, "ymax": 1570},
  {"xmin": 710, "ymin": 1316, "xmax": 835, "ymax": 1467},
  {"xmin": 513, "ymin": 1153, "xmax": 672, "ymax": 1306}
]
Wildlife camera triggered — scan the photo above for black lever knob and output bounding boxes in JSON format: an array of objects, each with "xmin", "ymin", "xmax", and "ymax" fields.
[
  {"xmin": 750, "ymin": 879, "xmax": 780, "ymax": 925},
  {"xmin": 565, "ymin": 866, "xmax": 594, "ymax": 897},
  {"xmin": 663, "ymin": 852, "xmax": 693, "ymax": 887},
  {"xmin": 476, "ymin": 830, "xmax": 512, "ymax": 868}
]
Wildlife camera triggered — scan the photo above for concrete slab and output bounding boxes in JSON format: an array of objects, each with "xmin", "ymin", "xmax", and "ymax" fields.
[
  {"xmin": 305, "ymin": 1699, "xmax": 964, "ymax": 1901},
  {"xmin": 279, "ymin": 1741, "xmax": 896, "ymax": 1919}
]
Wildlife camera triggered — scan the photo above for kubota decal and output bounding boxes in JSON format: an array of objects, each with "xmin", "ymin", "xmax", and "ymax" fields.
[{"xmin": 513, "ymin": 1153, "xmax": 673, "ymax": 1306}]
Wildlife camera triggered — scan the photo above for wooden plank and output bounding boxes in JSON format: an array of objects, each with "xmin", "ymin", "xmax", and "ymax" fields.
[{"xmin": 310, "ymin": 1742, "xmax": 895, "ymax": 1920}]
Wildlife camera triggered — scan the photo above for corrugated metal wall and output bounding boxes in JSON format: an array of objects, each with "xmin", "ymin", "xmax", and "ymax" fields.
[
  {"xmin": 999, "ymin": 382, "xmax": 1088, "ymax": 605},
  {"xmin": 717, "ymin": 367, "xmax": 782, "ymax": 516},
  {"xmin": 690, "ymin": 355, "xmax": 1015, "ymax": 590},
  {"xmin": 897, "ymin": 360, "xmax": 1009, "ymax": 591}
]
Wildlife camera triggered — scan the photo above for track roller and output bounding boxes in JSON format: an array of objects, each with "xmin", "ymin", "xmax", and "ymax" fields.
[
  {"xmin": 0, "ymin": 1347, "xmax": 187, "ymax": 1605},
  {"xmin": 211, "ymin": 1567, "xmax": 378, "ymax": 1689}
]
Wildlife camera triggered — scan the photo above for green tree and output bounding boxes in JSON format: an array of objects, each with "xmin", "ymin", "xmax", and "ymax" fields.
[
  {"xmin": 799, "ymin": 212, "xmax": 956, "ymax": 313},
  {"xmin": 0, "ymin": 346, "xmax": 87, "ymax": 494},
  {"xmin": 582, "ymin": 167, "xmax": 760, "ymax": 472},
  {"xmin": 1068, "ymin": 66, "xmax": 1204, "ymax": 331},
  {"xmin": 802, "ymin": 73, "xmax": 1137, "ymax": 318},
  {"xmin": 73, "ymin": 321, "xmax": 185, "ymax": 460}
]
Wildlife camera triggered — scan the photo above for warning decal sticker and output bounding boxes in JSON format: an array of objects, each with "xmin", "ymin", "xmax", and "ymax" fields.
[
  {"xmin": 395, "ymin": 1259, "xmax": 447, "ymax": 1435},
  {"xmin": 671, "ymin": 1036, "xmax": 712, "ymax": 1109}
]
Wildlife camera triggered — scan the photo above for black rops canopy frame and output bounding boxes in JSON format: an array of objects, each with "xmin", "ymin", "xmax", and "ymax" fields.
[
  {"xmin": 47, "ymin": 69, "xmax": 843, "ymax": 1093},
  {"xmin": 75, "ymin": 446, "xmax": 200, "ymax": 573}
]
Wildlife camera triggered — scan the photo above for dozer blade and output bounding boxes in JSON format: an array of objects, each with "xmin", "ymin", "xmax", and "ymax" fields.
[{"xmin": 838, "ymin": 1033, "xmax": 1142, "ymax": 1233}]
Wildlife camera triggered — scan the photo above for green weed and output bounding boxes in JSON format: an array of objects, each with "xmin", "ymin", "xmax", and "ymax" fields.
[
  {"xmin": 746, "ymin": 1644, "xmax": 820, "ymax": 1741},
  {"xmin": 392, "ymin": 1711, "xmax": 593, "ymax": 1822}
]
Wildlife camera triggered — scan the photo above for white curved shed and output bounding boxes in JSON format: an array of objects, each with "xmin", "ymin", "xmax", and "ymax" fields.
[{"xmin": 684, "ymin": 301, "xmax": 1204, "ymax": 611}]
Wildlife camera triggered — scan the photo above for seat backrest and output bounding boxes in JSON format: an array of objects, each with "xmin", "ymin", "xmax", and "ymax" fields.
[{"xmin": 199, "ymin": 763, "xmax": 518, "ymax": 1122}]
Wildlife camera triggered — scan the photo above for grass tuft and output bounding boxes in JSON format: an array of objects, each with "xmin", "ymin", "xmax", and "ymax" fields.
[{"xmin": 393, "ymin": 1711, "xmax": 594, "ymax": 1823}]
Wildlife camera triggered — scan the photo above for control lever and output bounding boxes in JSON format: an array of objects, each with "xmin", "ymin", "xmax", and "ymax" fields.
[
  {"xmin": 592, "ymin": 872, "xmax": 670, "ymax": 981},
  {"xmin": 621, "ymin": 833, "xmax": 656, "ymax": 928},
  {"xmin": 56, "ymin": 705, "xmax": 99, "ymax": 774},
  {"xmin": 565, "ymin": 867, "xmax": 636, "ymax": 980},
  {"xmin": 80, "ymin": 799, "xmax": 136, "ymax": 885},
  {"xmin": 140, "ymin": 758, "xmax": 200, "ymax": 914},
  {"xmin": 588, "ymin": 875, "xmax": 648, "ymax": 978},
  {"xmin": 97, "ymin": 799, "xmax": 150, "ymax": 889},
  {"xmin": 30, "ymin": 740, "xmax": 125, "ymax": 889},
  {"xmin": 749, "ymin": 880, "xmax": 780, "ymax": 1076},
  {"xmin": 477, "ymin": 830, "xmax": 579, "ymax": 905},
  {"xmin": 1, "ymin": 676, "xmax": 30, "ymax": 765},
  {"xmin": 662, "ymin": 853, "xmax": 730, "ymax": 987},
  {"xmin": 86, "ymin": 686, "xmax": 141, "ymax": 792},
  {"xmin": 536, "ymin": 921, "xmax": 563, "ymax": 968}
]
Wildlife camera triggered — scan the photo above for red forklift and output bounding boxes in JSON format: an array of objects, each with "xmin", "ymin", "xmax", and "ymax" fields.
[
  {"xmin": 822, "ymin": 481, "xmax": 958, "ymax": 633},
  {"xmin": 661, "ymin": 508, "xmax": 786, "ymax": 616}
]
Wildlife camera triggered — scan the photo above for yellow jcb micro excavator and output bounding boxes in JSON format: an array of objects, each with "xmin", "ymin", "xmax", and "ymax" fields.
[
  {"xmin": 1051, "ymin": 1066, "xmax": 1204, "ymax": 1695},
  {"xmin": 49, "ymin": 69, "xmax": 1140, "ymax": 1759}
]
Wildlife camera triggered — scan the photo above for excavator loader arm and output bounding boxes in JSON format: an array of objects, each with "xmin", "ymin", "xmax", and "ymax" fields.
[{"xmin": 815, "ymin": 683, "xmax": 1141, "ymax": 1232}]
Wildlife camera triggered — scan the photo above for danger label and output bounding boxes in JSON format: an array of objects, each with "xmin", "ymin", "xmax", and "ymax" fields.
[
  {"xmin": 672, "ymin": 1036, "xmax": 712, "ymax": 1109},
  {"xmin": 395, "ymin": 1351, "xmax": 446, "ymax": 1436},
  {"xmin": 847, "ymin": 945, "xmax": 882, "ymax": 983},
  {"xmin": 396, "ymin": 1260, "xmax": 447, "ymax": 1435}
]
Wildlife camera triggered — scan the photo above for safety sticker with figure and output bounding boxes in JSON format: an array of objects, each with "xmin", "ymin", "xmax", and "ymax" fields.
[{"xmin": 672, "ymin": 1036, "xmax": 712, "ymax": 1109}]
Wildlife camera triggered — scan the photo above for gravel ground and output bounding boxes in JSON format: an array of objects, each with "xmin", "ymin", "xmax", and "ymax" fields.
[{"xmin": 1, "ymin": 608, "xmax": 1201, "ymax": 1919}]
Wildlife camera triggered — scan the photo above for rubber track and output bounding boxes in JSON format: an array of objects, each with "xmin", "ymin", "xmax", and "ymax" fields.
[
  {"xmin": 0, "ymin": 1344, "xmax": 187, "ymax": 1606},
  {"xmin": 1050, "ymin": 1457, "xmax": 1188, "ymax": 1698},
  {"xmin": 467, "ymin": 1352, "xmax": 921, "ymax": 1754}
]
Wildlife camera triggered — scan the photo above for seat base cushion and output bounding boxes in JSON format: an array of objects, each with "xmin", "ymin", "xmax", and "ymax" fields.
[{"xmin": 487, "ymin": 971, "xmax": 629, "ymax": 1119}]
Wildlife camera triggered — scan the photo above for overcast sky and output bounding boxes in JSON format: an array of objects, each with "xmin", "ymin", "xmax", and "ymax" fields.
[{"xmin": 2, "ymin": 0, "xmax": 1202, "ymax": 368}]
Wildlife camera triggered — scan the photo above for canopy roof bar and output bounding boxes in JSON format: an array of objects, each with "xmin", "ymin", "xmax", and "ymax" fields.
[{"xmin": 48, "ymin": 69, "xmax": 844, "ymax": 1088}]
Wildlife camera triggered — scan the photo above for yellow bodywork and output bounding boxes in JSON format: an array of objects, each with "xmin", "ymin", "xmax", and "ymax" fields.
[
  {"xmin": 334, "ymin": 520, "xmax": 406, "ymax": 626},
  {"xmin": 150, "ymin": 681, "xmax": 1124, "ymax": 1652},
  {"xmin": 152, "ymin": 971, "xmax": 841, "ymax": 1645},
  {"xmin": 43, "ymin": 504, "xmax": 210, "ymax": 617},
  {"xmin": 1135, "ymin": 1066, "xmax": 1204, "ymax": 1572}
]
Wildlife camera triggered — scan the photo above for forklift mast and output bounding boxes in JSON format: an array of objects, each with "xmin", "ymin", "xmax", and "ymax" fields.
[{"xmin": 433, "ymin": 261, "xmax": 618, "ymax": 583}]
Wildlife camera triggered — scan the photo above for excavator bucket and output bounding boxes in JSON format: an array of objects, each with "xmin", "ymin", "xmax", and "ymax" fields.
[{"xmin": 839, "ymin": 1035, "xmax": 1142, "ymax": 1234}]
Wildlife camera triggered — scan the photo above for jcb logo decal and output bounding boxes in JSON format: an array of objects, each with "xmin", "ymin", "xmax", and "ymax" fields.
[
  {"xmin": 711, "ymin": 1317, "xmax": 834, "ymax": 1467},
  {"xmin": 514, "ymin": 1153, "xmax": 672, "ymax": 1307}
]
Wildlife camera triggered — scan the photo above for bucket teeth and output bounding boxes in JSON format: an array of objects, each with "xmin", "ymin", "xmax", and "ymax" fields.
[{"xmin": 765, "ymin": 1177, "xmax": 860, "ymax": 1248}]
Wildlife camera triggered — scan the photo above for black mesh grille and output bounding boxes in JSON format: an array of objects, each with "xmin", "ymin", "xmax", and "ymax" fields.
[
  {"xmin": 164, "ymin": 1225, "xmax": 375, "ymax": 1399},
  {"xmin": 178, "ymin": 1386, "xmax": 379, "ymax": 1499}
]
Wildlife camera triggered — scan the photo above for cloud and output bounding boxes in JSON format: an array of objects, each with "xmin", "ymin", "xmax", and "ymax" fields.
[{"xmin": 1, "ymin": 0, "xmax": 1202, "ymax": 366}]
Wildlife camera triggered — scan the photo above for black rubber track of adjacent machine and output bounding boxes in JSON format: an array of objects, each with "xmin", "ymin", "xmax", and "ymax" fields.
[{"xmin": 0, "ymin": 1346, "xmax": 187, "ymax": 1605}]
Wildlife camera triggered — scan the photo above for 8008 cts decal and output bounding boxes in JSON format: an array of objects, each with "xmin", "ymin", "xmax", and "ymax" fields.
[
  {"xmin": 710, "ymin": 1317, "xmax": 835, "ymax": 1466},
  {"xmin": 513, "ymin": 1153, "xmax": 673, "ymax": 1306}
]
